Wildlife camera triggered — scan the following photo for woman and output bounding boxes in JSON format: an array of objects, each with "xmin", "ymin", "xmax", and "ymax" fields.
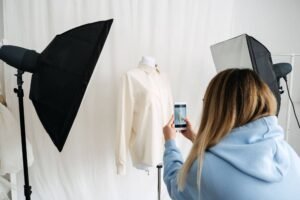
[{"xmin": 163, "ymin": 68, "xmax": 300, "ymax": 200}]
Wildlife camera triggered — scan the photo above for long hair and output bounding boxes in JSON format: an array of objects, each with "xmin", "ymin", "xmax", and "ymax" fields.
[{"xmin": 177, "ymin": 68, "xmax": 277, "ymax": 190}]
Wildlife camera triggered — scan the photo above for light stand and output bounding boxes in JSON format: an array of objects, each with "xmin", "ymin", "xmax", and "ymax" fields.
[
  {"xmin": 14, "ymin": 70, "xmax": 32, "ymax": 200},
  {"xmin": 0, "ymin": 19, "xmax": 113, "ymax": 200}
]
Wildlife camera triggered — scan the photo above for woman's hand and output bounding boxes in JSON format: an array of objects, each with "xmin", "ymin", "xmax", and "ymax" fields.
[
  {"xmin": 180, "ymin": 118, "xmax": 196, "ymax": 143},
  {"xmin": 163, "ymin": 115, "xmax": 176, "ymax": 141}
]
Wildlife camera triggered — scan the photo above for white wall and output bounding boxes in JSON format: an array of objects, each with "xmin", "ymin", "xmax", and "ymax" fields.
[{"xmin": 230, "ymin": 0, "xmax": 300, "ymax": 54}]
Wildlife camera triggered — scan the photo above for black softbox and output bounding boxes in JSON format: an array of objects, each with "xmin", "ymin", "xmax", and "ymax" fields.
[
  {"xmin": 28, "ymin": 20, "xmax": 113, "ymax": 151},
  {"xmin": 210, "ymin": 34, "xmax": 281, "ymax": 113}
]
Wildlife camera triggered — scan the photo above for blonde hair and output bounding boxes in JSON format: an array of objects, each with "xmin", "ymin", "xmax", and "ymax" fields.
[{"xmin": 177, "ymin": 68, "xmax": 277, "ymax": 190}]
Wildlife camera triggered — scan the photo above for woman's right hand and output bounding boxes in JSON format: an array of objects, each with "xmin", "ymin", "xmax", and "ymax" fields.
[
  {"xmin": 163, "ymin": 115, "xmax": 176, "ymax": 141},
  {"xmin": 180, "ymin": 118, "xmax": 196, "ymax": 143}
]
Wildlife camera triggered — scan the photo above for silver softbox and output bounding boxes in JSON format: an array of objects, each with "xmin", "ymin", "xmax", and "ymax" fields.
[{"xmin": 210, "ymin": 34, "xmax": 281, "ymax": 113}]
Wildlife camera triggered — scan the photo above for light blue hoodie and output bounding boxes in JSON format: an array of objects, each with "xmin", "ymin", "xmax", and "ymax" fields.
[{"xmin": 163, "ymin": 116, "xmax": 300, "ymax": 200}]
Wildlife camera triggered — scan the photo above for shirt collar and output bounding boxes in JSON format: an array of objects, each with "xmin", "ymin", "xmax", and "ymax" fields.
[{"xmin": 138, "ymin": 64, "xmax": 160, "ymax": 74}]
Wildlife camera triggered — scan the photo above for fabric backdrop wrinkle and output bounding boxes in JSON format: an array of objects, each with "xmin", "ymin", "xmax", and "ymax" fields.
[{"xmin": 2, "ymin": 0, "xmax": 235, "ymax": 199}]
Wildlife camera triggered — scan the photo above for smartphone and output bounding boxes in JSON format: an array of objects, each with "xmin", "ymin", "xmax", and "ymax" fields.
[{"xmin": 174, "ymin": 102, "xmax": 187, "ymax": 130}]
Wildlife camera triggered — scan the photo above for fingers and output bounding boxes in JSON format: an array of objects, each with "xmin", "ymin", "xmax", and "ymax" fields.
[
  {"xmin": 180, "ymin": 129, "xmax": 187, "ymax": 134},
  {"xmin": 171, "ymin": 123, "xmax": 175, "ymax": 129},
  {"xmin": 167, "ymin": 115, "xmax": 174, "ymax": 126},
  {"xmin": 184, "ymin": 117, "xmax": 192, "ymax": 127}
]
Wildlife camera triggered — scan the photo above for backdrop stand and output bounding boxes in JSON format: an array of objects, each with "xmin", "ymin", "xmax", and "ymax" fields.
[{"xmin": 14, "ymin": 70, "xmax": 32, "ymax": 200}]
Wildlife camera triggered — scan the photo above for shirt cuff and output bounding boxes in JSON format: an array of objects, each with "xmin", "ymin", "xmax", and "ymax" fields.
[{"xmin": 164, "ymin": 139, "xmax": 177, "ymax": 149}]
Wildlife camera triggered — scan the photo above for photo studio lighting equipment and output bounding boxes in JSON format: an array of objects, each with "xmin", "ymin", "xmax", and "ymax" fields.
[
  {"xmin": 0, "ymin": 19, "xmax": 113, "ymax": 200},
  {"xmin": 211, "ymin": 34, "xmax": 291, "ymax": 114},
  {"xmin": 273, "ymin": 62, "xmax": 300, "ymax": 128}
]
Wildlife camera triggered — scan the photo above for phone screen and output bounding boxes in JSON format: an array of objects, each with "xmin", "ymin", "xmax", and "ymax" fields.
[{"xmin": 174, "ymin": 104, "xmax": 187, "ymax": 128}]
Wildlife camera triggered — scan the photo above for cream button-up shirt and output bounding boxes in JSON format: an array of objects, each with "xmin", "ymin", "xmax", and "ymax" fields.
[{"xmin": 116, "ymin": 64, "xmax": 173, "ymax": 175}]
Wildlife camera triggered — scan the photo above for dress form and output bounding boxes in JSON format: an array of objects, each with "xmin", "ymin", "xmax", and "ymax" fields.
[
  {"xmin": 140, "ymin": 56, "xmax": 161, "ymax": 176},
  {"xmin": 139, "ymin": 56, "xmax": 156, "ymax": 68}
]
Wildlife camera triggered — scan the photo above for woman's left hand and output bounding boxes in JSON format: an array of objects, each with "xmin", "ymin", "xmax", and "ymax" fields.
[
  {"xmin": 163, "ymin": 115, "xmax": 176, "ymax": 141},
  {"xmin": 180, "ymin": 118, "xmax": 196, "ymax": 143}
]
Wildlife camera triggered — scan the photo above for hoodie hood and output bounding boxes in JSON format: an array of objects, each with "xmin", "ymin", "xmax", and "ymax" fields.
[{"xmin": 209, "ymin": 116, "xmax": 290, "ymax": 183}]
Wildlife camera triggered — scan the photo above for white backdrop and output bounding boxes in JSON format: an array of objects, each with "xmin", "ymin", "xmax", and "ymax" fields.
[{"xmin": 1, "ymin": 0, "xmax": 300, "ymax": 200}]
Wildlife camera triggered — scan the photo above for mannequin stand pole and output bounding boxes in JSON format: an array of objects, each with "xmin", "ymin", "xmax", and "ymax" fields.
[
  {"xmin": 14, "ymin": 70, "xmax": 32, "ymax": 200},
  {"xmin": 157, "ymin": 164, "xmax": 163, "ymax": 200}
]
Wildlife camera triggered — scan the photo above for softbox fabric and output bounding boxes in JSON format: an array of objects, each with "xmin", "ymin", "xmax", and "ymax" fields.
[
  {"xmin": 29, "ymin": 19, "xmax": 113, "ymax": 151},
  {"xmin": 211, "ymin": 34, "xmax": 281, "ymax": 113}
]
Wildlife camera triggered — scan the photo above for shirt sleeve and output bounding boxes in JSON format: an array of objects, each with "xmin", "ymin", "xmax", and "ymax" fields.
[
  {"xmin": 115, "ymin": 74, "xmax": 134, "ymax": 175},
  {"xmin": 163, "ymin": 139, "xmax": 184, "ymax": 198}
]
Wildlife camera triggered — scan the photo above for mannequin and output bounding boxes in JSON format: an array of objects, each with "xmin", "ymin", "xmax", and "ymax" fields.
[
  {"xmin": 139, "ymin": 56, "xmax": 156, "ymax": 68},
  {"xmin": 116, "ymin": 56, "xmax": 173, "ymax": 175}
]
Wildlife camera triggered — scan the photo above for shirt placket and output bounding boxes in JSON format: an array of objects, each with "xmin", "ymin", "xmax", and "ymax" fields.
[{"xmin": 153, "ymin": 73, "xmax": 164, "ymax": 119}]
